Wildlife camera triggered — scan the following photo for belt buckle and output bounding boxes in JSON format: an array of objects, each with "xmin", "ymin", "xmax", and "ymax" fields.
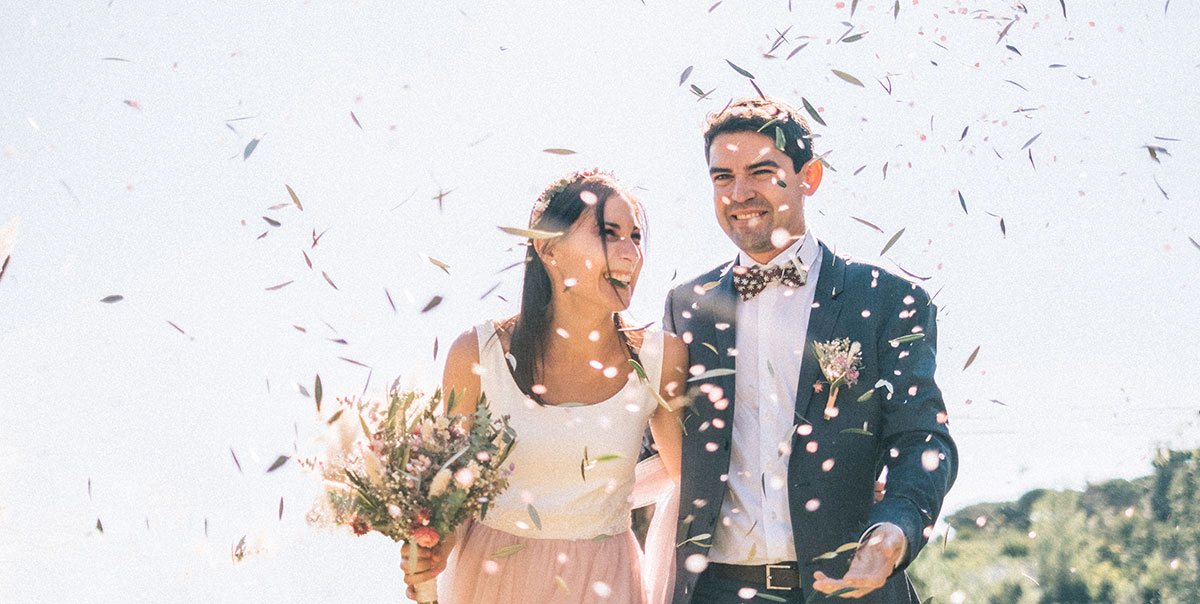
[{"xmin": 765, "ymin": 563, "xmax": 793, "ymax": 591}]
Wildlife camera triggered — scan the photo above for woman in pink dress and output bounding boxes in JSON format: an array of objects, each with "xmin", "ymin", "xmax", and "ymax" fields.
[{"xmin": 401, "ymin": 170, "xmax": 687, "ymax": 603}]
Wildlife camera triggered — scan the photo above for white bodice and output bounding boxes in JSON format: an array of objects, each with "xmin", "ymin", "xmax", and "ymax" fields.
[{"xmin": 475, "ymin": 320, "xmax": 664, "ymax": 540}]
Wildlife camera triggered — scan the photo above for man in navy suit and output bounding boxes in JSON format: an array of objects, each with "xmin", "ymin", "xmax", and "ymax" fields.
[{"xmin": 663, "ymin": 97, "xmax": 957, "ymax": 603}]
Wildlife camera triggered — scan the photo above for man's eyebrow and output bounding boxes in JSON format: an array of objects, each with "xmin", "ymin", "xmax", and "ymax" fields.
[
  {"xmin": 747, "ymin": 159, "xmax": 782, "ymax": 171},
  {"xmin": 709, "ymin": 167, "xmax": 733, "ymax": 174}
]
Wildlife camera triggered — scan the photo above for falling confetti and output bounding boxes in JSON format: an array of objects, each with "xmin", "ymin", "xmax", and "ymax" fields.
[
  {"xmin": 725, "ymin": 59, "xmax": 755, "ymax": 79},
  {"xmin": 679, "ymin": 65, "xmax": 694, "ymax": 85},
  {"xmin": 963, "ymin": 346, "xmax": 981, "ymax": 370},
  {"xmin": 266, "ymin": 455, "xmax": 290, "ymax": 473},
  {"xmin": 285, "ymin": 185, "xmax": 303, "ymax": 210},
  {"xmin": 879, "ymin": 228, "xmax": 905, "ymax": 256},
  {"xmin": 243, "ymin": 137, "xmax": 260, "ymax": 160}
]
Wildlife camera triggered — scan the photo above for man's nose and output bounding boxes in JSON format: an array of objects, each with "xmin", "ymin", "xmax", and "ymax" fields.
[{"xmin": 730, "ymin": 175, "xmax": 754, "ymax": 203}]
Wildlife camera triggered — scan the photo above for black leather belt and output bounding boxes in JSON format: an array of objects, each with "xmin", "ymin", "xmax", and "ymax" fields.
[{"xmin": 708, "ymin": 562, "xmax": 800, "ymax": 590}]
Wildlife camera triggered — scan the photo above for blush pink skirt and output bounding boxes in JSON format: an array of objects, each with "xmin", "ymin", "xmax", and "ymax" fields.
[{"xmin": 443, "ymin": 521, "xmax": 649, "ymax": 604}]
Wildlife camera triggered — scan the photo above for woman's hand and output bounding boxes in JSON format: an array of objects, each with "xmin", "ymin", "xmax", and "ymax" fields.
[{"xmin": 400, "ymin": 531, "xmax": 457, "ymax": 597}]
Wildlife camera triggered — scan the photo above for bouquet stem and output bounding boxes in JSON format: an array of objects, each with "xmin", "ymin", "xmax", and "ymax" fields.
[
  {"xmin": 413, "ymin": 579, "xmax": 438, "ymax": 604},
  {"xmin": 823, "ymin": 385, "xmax": 840, "ymax": 420}
]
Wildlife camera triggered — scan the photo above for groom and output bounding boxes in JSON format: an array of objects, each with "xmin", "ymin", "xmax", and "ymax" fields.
[{"xmin": 663, "ymin": 97, "xmax": 957, "ymax": 603}]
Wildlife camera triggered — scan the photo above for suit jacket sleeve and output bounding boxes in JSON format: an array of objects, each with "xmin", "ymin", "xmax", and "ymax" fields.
[{"xmin": 866, "ymin": 282, "xmax": 958, "ymax": 572}]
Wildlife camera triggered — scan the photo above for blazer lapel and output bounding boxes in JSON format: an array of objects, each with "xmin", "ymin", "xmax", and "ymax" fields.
[{"xmin": 795, "ymin": 242, "xmax": 847, "ymax": 422}]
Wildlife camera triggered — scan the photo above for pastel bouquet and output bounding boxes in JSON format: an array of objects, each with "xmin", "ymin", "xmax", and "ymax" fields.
[
  {"xmin": 813, "ymin": 338, "xmax": 863, "ymax": 420},
  {"xmin": 304, "ymin": 387, "xmax": 516, "ymax": 604}
]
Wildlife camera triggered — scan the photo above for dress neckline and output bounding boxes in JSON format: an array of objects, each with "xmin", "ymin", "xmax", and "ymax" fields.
[{"xmin": 485, "ymin": 320, "xmax": 641, "ymax": 409}]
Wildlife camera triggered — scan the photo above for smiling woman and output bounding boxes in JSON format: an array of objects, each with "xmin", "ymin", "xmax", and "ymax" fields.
[{"xmin": 397, "ymin": 170, "xmax": 689, "ymax": 603}]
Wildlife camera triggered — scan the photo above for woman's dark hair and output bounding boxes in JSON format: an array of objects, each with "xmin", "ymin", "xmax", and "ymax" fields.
[{"xmin": 506, "ymin": 170, "xmax": 644, "ymax": 404}]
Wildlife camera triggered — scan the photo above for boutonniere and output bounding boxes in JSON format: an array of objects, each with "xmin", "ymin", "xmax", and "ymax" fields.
[{"xmin": 813, "ymin": 338, "xmax": 863, "ymax": 420}]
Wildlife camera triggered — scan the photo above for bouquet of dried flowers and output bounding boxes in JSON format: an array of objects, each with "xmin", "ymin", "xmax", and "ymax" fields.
[{"xmin": 304, "ymin": 386, "xmax": 516, "ymax": 603}]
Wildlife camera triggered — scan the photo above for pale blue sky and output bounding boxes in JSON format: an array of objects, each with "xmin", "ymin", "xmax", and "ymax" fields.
[{"xmin": 2, "ymin": 1, "xmax": 1198, "ymax": 602}]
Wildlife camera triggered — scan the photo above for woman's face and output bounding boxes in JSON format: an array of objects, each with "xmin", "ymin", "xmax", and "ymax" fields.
[{"xmin": 541, "ymin": 193, "xmax": 644, "ymax": 313}]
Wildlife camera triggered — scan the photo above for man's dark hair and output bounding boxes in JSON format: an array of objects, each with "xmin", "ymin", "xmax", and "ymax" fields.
[{"xmin": 703, "ymin": 97, "xmax": 814, "ymax": 172}]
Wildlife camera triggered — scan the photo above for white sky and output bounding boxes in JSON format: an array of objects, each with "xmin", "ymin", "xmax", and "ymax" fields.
[{"xmin": 2, "ymin": 1, "xmax": 1198, "ymax": 602}]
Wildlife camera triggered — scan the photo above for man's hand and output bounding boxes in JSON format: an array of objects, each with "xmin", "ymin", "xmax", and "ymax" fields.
[
  {"xmin": 400, "ymin": 532, "xmax": 456, "ymax": 599},
  {"xmin": 812, "ymin": 523, "xmax": 906, "ymax": 598}
]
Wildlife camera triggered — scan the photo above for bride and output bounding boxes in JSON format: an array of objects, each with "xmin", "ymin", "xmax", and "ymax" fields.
[{"xmin": 401, "ymin": 169, "xmax": 687, "ymax": 603}]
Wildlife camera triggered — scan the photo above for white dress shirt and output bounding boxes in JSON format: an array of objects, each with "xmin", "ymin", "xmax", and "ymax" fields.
[{"xmin": 709, "ymin": 231, "xmax": 822, "ymax": 565}]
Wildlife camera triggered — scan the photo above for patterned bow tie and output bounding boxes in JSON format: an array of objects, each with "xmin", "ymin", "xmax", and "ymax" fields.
[{"xmin": 732, "ymin": 262, "xmax": 808, "ymax": 301}]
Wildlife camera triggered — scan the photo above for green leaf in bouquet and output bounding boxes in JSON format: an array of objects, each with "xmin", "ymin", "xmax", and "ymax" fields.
[
  {"xmin": 359, "ymin": 414, "xmax": 372, "ymax": 439},
  {"xmin": 266, "ymin": 455, "xmax": 290, "ymax": 473},
  {"xmin": 492, "ymin": 544, "xmax": 526, "ymax": 558},
  {"xmin": 527, "ymin": 504, "xmax": 542, "ymax": 530}
]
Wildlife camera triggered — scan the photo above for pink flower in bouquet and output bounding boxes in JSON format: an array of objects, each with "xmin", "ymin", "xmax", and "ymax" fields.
[
  {"xmin": 454, "ymin": 466, "xmax": 476, "ymax": 489},
  {"xmin": 413, "ymin": 526, "xmax": 440, "ymax": 548},
  {"xmin": 350, "ymin": 515, "xmax": 371, "ymax": 536}
]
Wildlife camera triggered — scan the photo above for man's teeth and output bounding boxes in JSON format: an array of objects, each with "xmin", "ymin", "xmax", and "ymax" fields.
[{"xmin": 732, "ymin": 210, "xmax": 767, "ymax": 221}]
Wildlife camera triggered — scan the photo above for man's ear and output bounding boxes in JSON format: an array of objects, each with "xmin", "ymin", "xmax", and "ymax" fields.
[{"xmin": 799, "ymin": 158, "xmax": 823, "ymax": 195}]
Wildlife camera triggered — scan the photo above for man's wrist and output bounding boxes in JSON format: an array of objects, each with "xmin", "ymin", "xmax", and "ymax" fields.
[{"xmin": 860, "ymin": 522, "xmax": 908, "ymax": 570}]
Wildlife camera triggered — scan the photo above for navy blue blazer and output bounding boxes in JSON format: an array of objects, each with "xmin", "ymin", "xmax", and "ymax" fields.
[{"xmin": 663, "ymin": 241, "xmax": 958, "ymax": 604}]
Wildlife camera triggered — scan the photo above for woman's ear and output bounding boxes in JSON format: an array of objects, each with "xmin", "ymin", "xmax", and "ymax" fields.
[
  {"xmin": 799, "ymin": 158, "xmax": 823, "ymax": 196},
  {"xmin": 533, "ymin": 239, "xmax": 555, "ymax": 266}
]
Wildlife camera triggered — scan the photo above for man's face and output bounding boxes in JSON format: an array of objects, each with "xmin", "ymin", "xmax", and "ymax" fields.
[{"xmin": 708, "ymin": 130, "xmax": 810, "ymax": 264}]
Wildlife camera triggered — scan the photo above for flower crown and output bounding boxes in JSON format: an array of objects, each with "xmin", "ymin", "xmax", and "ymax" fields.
[{"xmin": 529, "ymin": 167, "xmax": 605, "ymax": 227}]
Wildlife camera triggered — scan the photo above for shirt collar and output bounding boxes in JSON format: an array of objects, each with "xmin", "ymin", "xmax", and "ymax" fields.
[{"xmin": 737, "ymin": 229, "xmax": 819, "ymax": 271}]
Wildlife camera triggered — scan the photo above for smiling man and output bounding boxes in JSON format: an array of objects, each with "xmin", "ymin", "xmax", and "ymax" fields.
[{"xmin": 663, "ymin": 97, "xmax": 958, "ymax": 603}]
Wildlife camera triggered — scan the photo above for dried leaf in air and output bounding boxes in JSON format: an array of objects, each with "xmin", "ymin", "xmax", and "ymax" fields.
[
  {"xmin": 841, "ymin": 32, "xmax": 867, "ymax": 44},
  {"xmin": 958, "ymin": 192, "xmax": 968, "ymax": 215},
  {"xmin": 286, "ymin": 185, "xmax": 303, "ymax": 210},
  {"xmin": 756, "ymin": 594, "xmax": 787, "ymax": 602},
  {"xmin": 302, "ymin": 250, "xmax": 312, "ymax": 269},
  {"xmin": 385, "ymin": 288, "xmax": 397, "ymax": 313},
  {"xmin": 421, "ymin": 295, "xmax": 443, "ymax": 313},
  {"xmin": 801, "ymin": 97, "xmax": 826, "ymax": 126},
  {"xmin": 959, "ymin": 126, "xmax": 969, "ymax": 142},
  {"xmin": 889, "ymin": 333, "xmax": 926, "ymax": 345},
  {"xmin": 279, "ymin": 497, "xmax": 284, "ymax": 520},
  {"xmin": 265, "ymin": 280, "xmax": 293, "ymax": 291},
  {"xmin": 266, "ymin": 455, "xmax": 290, "ymax": 473},
  {"xmin": 543, "ymin": 148, "xmax": 576, "ymax": 155},
  {"xmin": 243, "ymin": 137, "xmax": 260, "ymax": 160},
  {"xmin": 879, "ymin": 228, "xmax": 905, "ymax": 256},
  {"xmin": 893, "ymin": 0, "xmax": 899, "ymax": 18},
  {"xmin": 851, "ymin": 216, "xmax": 884, "ymax": 234},
  {"xmin": 687, "ymin": 368, "xmax": 736, "ymax": 382},
  {"xmin": 1189, "ymin": 236, "xmax": 1200, "ymax": 251},
  {"xmin": 100, "ymin": 295, "xmax": 124, "ymax": 303},
  {"xmin": 350, "ymin": 111, "xmax": 362, "ymax": 129},
  {"xmin": 774, "ymin": 126, "xmax": 786, "ymax": 152},
  {"xmin": 423, "ymin": 254, "xmax": 451, "ymax": 274},
  {"xmin": 725, "ymin": 59, "xmax": 755, "ymax": 79},
  {"xmin": 498, "ymin": 226, "xmax": 563, "ymax": 239},
  {"xmin": 262, "ymin": 216, "xmax": 281, "ymax": 227},
  {"xmin": 1021, "ymin": 132, "xmax": 1042, "ymax": 150},
  {"xmin": 96, "ymin": 518, "xmax": 104, "ymax": 533},
  {"xmin": 527, "ymin": 504, "xmax": 542, "ymax": 530},
  {"xmin": 679, "ymin": 65, "xmax": 694, "ymax": 86},
  {"xmin": 963, "ymin": 345, "xmax": 981, "ymax": 370},
  {"xmin": 492, "ymin": 544, "xmax": 526, "ymax": 558},
  {"xmin": 321, "ymin": 271, "xmax": 339, "ymax": 290},
  {"xmin": 786, "ymin": 43, "xmax": 809, "ymax": 60},
  {"xmin": 832, "ymin": 70, "xmax": 865, "ymax": 87},
  {"xmin": 314, "ymin": 374, "xmax": 323, "ymax": 412},
  {"xmin": 230, "ymin": 448, "xmax": 243, "ymax": 473}
]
